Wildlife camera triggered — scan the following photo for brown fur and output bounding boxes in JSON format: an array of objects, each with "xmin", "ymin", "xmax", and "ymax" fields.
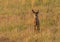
[{"xmin": 32, "ymin": 10, "xmax": 40, "ymax": 32}]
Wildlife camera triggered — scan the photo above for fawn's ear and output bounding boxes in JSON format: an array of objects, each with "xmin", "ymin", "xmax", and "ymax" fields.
[
  {"xmin": 32, "ymin": 10, "xmax": 35, "ymax": 13},
  {"xmin": 32, "ymin": 10, "xmax": 39, "ymax": 13}
]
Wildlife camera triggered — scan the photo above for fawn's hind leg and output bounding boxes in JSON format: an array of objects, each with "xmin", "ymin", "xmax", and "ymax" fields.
[
  {"xmin": 36, "ymin": 25, "xmax": 40, "ymax": 32},
  {"xmin": 34, "ymin": 25, "xmax": 40, "ymax": 32},
  {"xmin": 34, "ymin": 25, "xmax": 37, "ymax": 31}
]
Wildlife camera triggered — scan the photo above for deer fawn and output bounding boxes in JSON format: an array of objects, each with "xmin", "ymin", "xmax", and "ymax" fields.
[{"xmin": 32, "ymin": 10, "xmax": 40, "ymax": 32}]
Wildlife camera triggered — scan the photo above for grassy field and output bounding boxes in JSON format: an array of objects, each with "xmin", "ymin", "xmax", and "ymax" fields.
[{"xmin": 0, "ymin": 0, "xmax": 60, "ymax": 42}]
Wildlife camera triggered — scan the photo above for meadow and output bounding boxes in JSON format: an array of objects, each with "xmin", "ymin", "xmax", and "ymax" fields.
[{"xmin": 0, "ymin": 0, "xmax": 60, "ymax": 42}]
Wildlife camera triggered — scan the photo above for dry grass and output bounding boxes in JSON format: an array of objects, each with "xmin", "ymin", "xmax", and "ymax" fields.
[{"xmin": 0, "ymin": 0, "xmax": 60, "ymax": 42}]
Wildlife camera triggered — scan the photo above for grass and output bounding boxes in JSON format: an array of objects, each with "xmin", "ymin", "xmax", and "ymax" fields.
[
  {"xmin": 46, "ymin": 18, "xmax": 57, "ymax": 27},
  {"xmin": 0, "ymin": 0, "xmax": 60, "ymax": 42},
  {"xmin": 34, "ymin": 0, "xmax": 42, "ymax": 6},
  {"xmin": 15, "ymin": 24, "xmax": 27, "ymax": 31},
  {"xmin": 0, "ymin": 25, "xmax": 14, "ymax": 32}
]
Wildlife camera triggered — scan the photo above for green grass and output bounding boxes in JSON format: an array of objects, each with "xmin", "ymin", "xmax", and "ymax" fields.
[
  {"xmin": 0, "ymin": 26, "xmax": 14, "ymax": 32},
  {"xmin": 46, "ymin": 18, "xmax": 57, "ymax": 26},
  {"xmin": 15, "ymin": 24, "xmax": 26, "ymax": 30},
  {"xmin": 34, "ymin": 0, "xmax": 42, "ymax": 6},
  {"xmin": 0, "ymin": 24, "xmax": 27, "ymax": 32}
]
